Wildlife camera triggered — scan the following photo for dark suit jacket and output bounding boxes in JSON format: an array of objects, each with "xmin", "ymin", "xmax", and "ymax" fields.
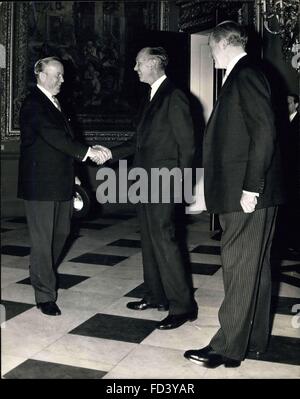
[
  {"xmin": 203, "ymin": 56, "xmax": 285, "ymax": 214},
  {"xmin": 112, "ymin": 78, "xmax": 195, "ymax": 174},
  {"xmin": 291, "ymin": 113, "xmax": 300, "ymax": 197},
  {"xmin": 18, "ymin": 87, "xmax": 88, "ymax": 201},
  {"xmin": 284, "ymin": 112, "xmax": 300, "ymax": 199},
  {"xmin": 290, "ymin": 112, "xmax": 299, "ymax": 137}
]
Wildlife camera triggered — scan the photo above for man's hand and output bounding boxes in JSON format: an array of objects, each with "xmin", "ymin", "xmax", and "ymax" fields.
[
  {"xmin": 88, "ymin": 146, "xmax": 112, "ymax": 165},
  {"xmin": 75, "ymin": 176, "xmax": 81, "ymax": 186},
  {"xmin": 240, "ymin": 191, "xmax": 258, "ymax": 213}
]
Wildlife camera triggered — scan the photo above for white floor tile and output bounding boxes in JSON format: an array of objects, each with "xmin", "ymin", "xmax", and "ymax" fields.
[
  {"xmin": 1, "ymin": 355, "xmax": 28, "ymax": 377},
  {"xmin": 1, "ymin": 268, "xmax": 30, "ymax": 288},
  {"xmin": 32, "ymin": 334, "xmax": 137, "ymax": 372},
  {"xmin": 103, "ymin": 345, "xmax": 208, "ymax": 379}
]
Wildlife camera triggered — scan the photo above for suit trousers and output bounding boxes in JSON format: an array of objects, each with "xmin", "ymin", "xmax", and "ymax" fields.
[
  {"xmin": 138, "ymin": 202, "xmax": 195, "ymax": 315},
  {"xmin": 24, "ymin": 200, "xmax": 73, "ymax": 303},
  {"xmin": 210, "ymin": 206, "xmax": 277, "ymax": 360}
]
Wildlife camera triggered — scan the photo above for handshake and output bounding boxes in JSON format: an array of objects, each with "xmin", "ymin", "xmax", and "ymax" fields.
[{"xmin": 88, "ymin": 145, "xmax": 112, "ymax": 165}]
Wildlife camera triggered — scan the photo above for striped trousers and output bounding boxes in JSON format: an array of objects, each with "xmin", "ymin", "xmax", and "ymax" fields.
[{"xmin": 210, "ymin": 207, "xmax": 277, "ymax": 360}]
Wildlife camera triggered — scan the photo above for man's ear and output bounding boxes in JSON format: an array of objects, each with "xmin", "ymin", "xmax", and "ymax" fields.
[
  {"xmin": 149, "ymin": 58, "xmax": 156, "ymax": 69},
  {"xmin": 39, "ymin": 71, "xmax": 46, "ymax": 83},
  {"xmin": 221, "ymin": 38, "xmax": 229, "ymax": 49}
]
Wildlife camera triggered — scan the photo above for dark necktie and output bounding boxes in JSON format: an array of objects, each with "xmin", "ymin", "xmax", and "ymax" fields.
[
  {"xmin": 52, "ymin": 96, "xmax": 61, "ymax": 111},
  {"xmin": 147, "ymin": 87, "xmax": 152, "ymax": 102}
]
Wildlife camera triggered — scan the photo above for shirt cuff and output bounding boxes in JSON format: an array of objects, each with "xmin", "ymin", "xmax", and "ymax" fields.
[
  {"xmin": 243, "ymin": 190, "xmax": 259, "ymax": 197},
  {"xmin": 82, "ymin": 147, "xmax": 91, "ymax": 162}
]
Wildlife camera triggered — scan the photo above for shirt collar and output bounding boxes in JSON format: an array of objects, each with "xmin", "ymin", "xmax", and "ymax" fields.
[
  {"xmin": 225, "ymin": 52, "xmax": 247, "ymax": 77},
  {"xmin": 289, "ymin": 111, "xmax": 297, "ymax": 122},
  {"xmin": 37, "ymin": 84, "xmax": 55, "ymax": 102},
  {"xmin": 150, "ymin": 74, "xmax": 167, "ymax": 100}
]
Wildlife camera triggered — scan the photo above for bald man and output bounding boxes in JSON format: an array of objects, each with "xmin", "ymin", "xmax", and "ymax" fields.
[{"xmin": 109, "ymin": 47, "xmax": 198, "ymax": 330}]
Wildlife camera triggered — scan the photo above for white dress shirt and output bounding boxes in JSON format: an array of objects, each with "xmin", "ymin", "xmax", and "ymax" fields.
[
  {"xmin": 150, "ymin": 74, "xmax": 167, "ymax": 100},
  {"xmin": 222, "ymin": 52, "xmax": 247, "ymax": 85},
  {"xmin": 37, "ymin": 84, "xmax": 60, "ymax": 109},
  {"xmin": 289, "ymin": 111, "xmax": 297, "ymax": 122},
  {"xmin": 36, "ymin": 84, "xmax": 90, "ymax": 161}
]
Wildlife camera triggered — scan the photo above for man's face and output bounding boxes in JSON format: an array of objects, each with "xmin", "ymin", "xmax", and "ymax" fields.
[
  {"xmin": 209, "ymin": 36, "xmax": 227, "ymax": 69},
  {"xmin": 287, "ymin": 96, "xmax": 299, "ymax": 115},
  {"xmin": 134, "ymin": 50, "xmax": 154, "ymax": 85},
  {"xmin": 40, "ymin": 61, "xmax": 64, "ymax": 95}
]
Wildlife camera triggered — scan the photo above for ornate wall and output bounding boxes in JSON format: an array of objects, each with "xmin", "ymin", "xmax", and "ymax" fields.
[
  {"xmin": 0, "ymin": 1, "xmax": 162, "ymax": 144},
  {"xmin": 175, "ymin": 0, "xmax": 255, "ymax": 33},
  {"xmin": 0, "ymin": 1, "xmax": 298, "ymax": 217}
]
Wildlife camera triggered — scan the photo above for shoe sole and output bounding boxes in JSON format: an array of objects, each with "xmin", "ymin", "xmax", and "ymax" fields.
[
  {"xmin": 185, "ymin": 356, "xmax": 240, "ymax": 368},
  {"xmin": 156, "ymin": 316, "xmax": 197, "ymax": 330},
  {"xmin": 37, "ymin": 305, "xmax": 61, "ymax": 316},
  {"xmin": 127, "ymin": 305, "xmax": 169, "ymax": 311}
]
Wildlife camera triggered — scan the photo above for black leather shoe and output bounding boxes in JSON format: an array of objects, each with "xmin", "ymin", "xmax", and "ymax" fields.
[
  {"xmin": 184, "ymin": 345, "xmax": 241, "ymax": 368},
  {"xmin": 156, "ymin": 309, "xmax": 198, "ymax": 330},
  {"xmin": 127, "ymin": 299, "xmax": 168, "ymax": 311},
  {"xmin": 37, "ymin": 301, "xmax": 61, "ymax": 316}
]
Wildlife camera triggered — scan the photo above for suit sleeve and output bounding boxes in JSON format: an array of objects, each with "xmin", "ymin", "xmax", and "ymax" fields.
[
  {"xmin": 20, "ymin": 99, "xmax": 89, "ymax": 161},
  {"xmin": 237, "ymin": 68, "xmax": 277, "ymax": 193},
  {"xmin": 168, "ymin": 89, "xmax": 195, "ymax": 170},
  {"xmin": 110, "ymin": 133, "xmax": 136, "ymax": 161}
]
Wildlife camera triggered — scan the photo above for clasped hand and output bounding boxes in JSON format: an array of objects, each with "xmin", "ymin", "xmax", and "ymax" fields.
[
  {"xmin": 240, "ymin": 191, "xmax": 258, "ymax": 213},
  {"xmin": 88, "ymin": 145, "xmax": 112, "ymax": 165}
]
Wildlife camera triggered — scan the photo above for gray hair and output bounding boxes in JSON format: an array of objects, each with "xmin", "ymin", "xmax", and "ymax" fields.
[
  {"xmin": 34, "ymin": 56, "xmax": 62, "ymax": 76},
  {"xmin": 211, "ymin": 21, "xmax": 248, "ymax": 49},
  {"xmin": 142, "ymin": 47, "xmax": 169, "ymax": 69}
]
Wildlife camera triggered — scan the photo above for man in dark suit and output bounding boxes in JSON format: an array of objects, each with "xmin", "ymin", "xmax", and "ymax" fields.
[
  {"xmin": 184, "ymin": 22, "xmax": 285, "ymax": 368},
  {"xmin": 18, "ymin": 56, "xmax": 110, "ymax": 316},
  {"xmin": 105, "ymin": 47, "xmax": 197, "ymax": 330},
  {"xmin": 283, "ymin": 94, "xmax": 300, "ymax": 256}
]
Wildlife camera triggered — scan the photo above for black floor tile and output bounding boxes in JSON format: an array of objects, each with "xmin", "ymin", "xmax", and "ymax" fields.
[
  {"xmin": 57, "ymin": 273, "xmax": 90, "ymax": 289},
  {"xmin": 191, "ymin": 245, "xmax": 221, "ymax": 255},
  {"xmin": 7, "ymin": 217, "xmax": 27, "ymax": 223},
  {"xmin": 246, "ymin": 335, "xmax": 300, "ymax": 366},
  {"xmin": 124, "ymin": 283, "xmax": 146, "ymax": 298},
  {"xmin": 271, "ymin": 296, "xmax": 300, "ymax": 316},
  {"xmin": 1, "ymin": 245, "xmax": 30, "ymax": 256},
  {"xmin": 279, "ymin": 274, "xmax": 300, "ymax": 288},
  {"xmin": 16, "ymin": 273, "xmax": 89, "ymax": 289},
  {"xmin": 280, "ymin": 264, "xmax": 300, "ymax": 273},
  {"xmin": 280, "ymin": 251, "xmax": 300, "ymax": 262},
  {"xmin": 69, "ymin": 253, "xmax": 128, "ymax": 266},
  {"xmin": 107, "ymin": 239, "xmax": 141, "ymax": 248},
  {"xmin": 70, "ymin": 313, "xmax": 157, "ymax": 343},
  {"xmin": 191, "ymin": 263, "xmax": 221, "ymax": 275},
  {"xmin": 3, "ymin": 359, "xmax": 106, "ymax": 379},
  {"xmin": 77, "ymin": 222, "xmax": 110, "ymax": 230},
  {"xmin": 1, "ymin": 300, "xmax": 35, "ymax": 321}
]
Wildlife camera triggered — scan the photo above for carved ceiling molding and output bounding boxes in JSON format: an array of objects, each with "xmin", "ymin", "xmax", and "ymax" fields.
[{"xmin": 175, "ymin": 1, "xmax": 254, "ymax": 32}]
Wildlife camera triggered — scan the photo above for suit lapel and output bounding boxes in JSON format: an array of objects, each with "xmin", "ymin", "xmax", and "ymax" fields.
[
  {"xmin": 137, "ymin": 78, "xmax": 170, "ymax": 131},
  {"xmin": 34, "ymin": 87, "xmax": 74, "ymax": 137},
  {"xmin": 205, "ymin": 56, "xmax": 249, "ymax": 132}
]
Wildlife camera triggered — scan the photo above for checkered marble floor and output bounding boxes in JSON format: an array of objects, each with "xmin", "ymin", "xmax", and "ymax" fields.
[{"xmin": 1, "ymin": 210, "xmax": 299, "ymax": 379}]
